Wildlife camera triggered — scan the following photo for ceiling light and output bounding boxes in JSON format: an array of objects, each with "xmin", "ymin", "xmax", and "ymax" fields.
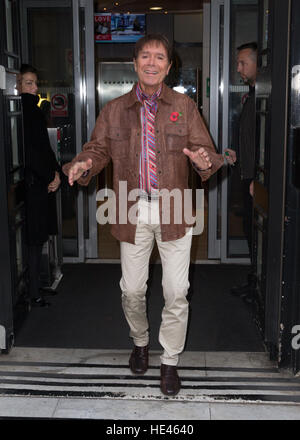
[{"xmin": 150, "ymin": 6, "xmax": 163, "ymax": 11}]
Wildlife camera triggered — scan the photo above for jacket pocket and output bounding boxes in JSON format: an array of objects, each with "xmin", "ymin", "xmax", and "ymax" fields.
[
  {"xmin": 165, "ymin": 123, "xmax": 188, "ymax": 153},
  {"xmin": 107, "ymin": 127, "xmax": 131, "ymax": 158}
]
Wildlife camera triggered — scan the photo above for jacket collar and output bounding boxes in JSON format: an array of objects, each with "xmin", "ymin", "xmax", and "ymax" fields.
[
  {"xmin": 21, "ymin": 93, "xmax": 40, "ymax": 106},
  {"xmin": 125, "ymin": 82, "xmax": 173, "ymax": 109}
]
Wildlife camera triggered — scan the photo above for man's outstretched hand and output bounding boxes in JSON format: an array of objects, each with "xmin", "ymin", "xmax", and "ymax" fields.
[
  {"xmin": 183, "ymin": 147, "xmax": 212, "ymax": 171},
  {"xmin": 68, "ymin": 158, "xmax": 93, "ymax": 186}
]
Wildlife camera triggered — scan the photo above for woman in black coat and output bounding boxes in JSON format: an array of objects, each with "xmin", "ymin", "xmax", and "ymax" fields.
[{"xmin": 18, "ymin": 64, "xmax": 61, "ymax": 307}]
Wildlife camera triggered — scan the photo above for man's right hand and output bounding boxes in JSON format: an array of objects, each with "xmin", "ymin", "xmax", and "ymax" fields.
[{"xmin": 68, "ymin": 158, "xmax": 93, "ymax": 186}]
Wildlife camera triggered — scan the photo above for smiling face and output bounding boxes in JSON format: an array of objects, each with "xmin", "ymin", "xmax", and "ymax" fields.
[
  {"xmin": 134, "ymin": 41, "xmax": 171, "ymax": 96},
  {"xmin": 17, "ymin": 72, "xmax": 38, "ymax": 95}
]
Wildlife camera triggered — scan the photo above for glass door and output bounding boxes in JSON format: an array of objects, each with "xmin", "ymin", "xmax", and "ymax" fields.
[
  {"xmin": 209, "ymin": 0, "xmax": 258, "ymax": 262},
  {"xmin": 20, "ymin": 0, "xmax": 96, "ymax": 262},
  {"xmin": 252, "ymin": 0, "xmax": 270, "ymax": 338},
  {"xmin": 0, "ymin": 0, "xmax": 25, "ymax": 352}
]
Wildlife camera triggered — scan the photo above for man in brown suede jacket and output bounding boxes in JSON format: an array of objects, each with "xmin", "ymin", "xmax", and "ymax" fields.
[{"xmin": 63, "ymin": 34, "xmax": 223, "ymax": 396}]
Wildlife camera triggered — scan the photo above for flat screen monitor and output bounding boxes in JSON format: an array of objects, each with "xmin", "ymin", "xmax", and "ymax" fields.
[{"xmin": 95, "ymin": 13, "xmax": 146, "ymax": 43}]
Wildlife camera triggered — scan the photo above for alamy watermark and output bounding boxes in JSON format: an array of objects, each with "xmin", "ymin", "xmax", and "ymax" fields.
[
  {"xmin": 291, "ymin": 325, "xmax": 300, "ymax": 350},
  {"xmin": 96, "ymin": 181, "xmax": 204, "ymax": 235}
]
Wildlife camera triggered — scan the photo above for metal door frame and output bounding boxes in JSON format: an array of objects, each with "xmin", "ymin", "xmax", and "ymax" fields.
[
  {"xmin": 209, "ymin": 0, "xmax": 250, "ymax": 263},
  {"xmin": 20, "ymin": 0, "xmax": 97, "ymax": 262},
  {"xmin": 0, "ymin": 0, "xmax": 24, "ymax": 351},
  {"xmin": 72, "ymin": 0, "xmax": 97, "ymax": 261},
  {"xmin": 277, "ymin": 0, "xmax": 300, "ymax": 373},
  {"xmin": 208, "ymin": 0, "xmax": 222, "ymax": 259}
]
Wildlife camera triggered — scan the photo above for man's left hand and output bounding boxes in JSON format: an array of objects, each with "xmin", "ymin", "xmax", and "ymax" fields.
[{"xmin": 183, "ymin": 147, "xmax": 212, "ymax": 171}]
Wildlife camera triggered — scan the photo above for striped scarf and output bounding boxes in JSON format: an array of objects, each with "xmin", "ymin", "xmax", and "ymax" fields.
[{"xmin": 136, "ymin": 82, "xmax": 161, "ymax": 194}]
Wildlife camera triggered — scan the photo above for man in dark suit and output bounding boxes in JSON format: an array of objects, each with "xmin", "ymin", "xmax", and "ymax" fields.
[{"xmin": 226, "ymin": 42, "xmax": 258, "ymax": 301}]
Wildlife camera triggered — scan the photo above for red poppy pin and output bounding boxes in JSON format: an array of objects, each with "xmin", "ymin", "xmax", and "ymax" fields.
[{"xmin": 170, "ymin": 111, "xmax": 182, "ymax": 123}]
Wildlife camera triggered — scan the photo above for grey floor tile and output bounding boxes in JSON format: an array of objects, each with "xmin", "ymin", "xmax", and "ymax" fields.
[
  {"xmin": 205, "ymin": 351, "xmax": 274, "ymax": 369},
  {"xmin": 0, "ymin": 347, "xmax": 75, "ymax": 363},
  {"xmin": 0, "ymin": 396, "xmax": 59, "ymax": 418},
  {"xmin": 210, "ymin": 402, "xmax": 300, "ymax": 420},
  {"xmin": 53, "ymin": 397, "xmax": 211, "ymax": 420}
]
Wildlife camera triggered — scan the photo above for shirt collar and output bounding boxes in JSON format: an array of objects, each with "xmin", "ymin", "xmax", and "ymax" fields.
[
  {"xmin": 125, "ymin": 82, "xmax": 173, "ymax": 109},
  {"xmin": 136, "ymin": 82, "xmax": 162, "ymax": 103}
]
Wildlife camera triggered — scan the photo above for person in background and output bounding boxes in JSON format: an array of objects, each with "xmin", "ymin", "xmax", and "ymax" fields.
[
  {"xmin": 226, "ymin": 42, "xmax": 258, "ymax": 302},
  {"xmin": 17, "ymin": 64, "xmax": 61, "ymax": 307},
  {"xmin": 63, "ymin": 34, "xmax": 224, "ymax": 396}
]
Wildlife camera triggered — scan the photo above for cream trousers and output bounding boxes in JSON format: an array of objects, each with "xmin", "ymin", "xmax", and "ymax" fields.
[{"xmin": 120, "ymin": 198, "xmax": 193, "ymax": 366}]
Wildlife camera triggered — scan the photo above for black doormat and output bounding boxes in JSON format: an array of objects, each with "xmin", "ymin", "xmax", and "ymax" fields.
[{"xmin": 14, "ymin": 263, "xmax": 265, "ymax": 352}]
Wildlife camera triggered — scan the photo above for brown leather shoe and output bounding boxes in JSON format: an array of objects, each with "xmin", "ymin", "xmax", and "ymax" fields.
[
  {"xmin": 160, "ymin": 364, "xmax": 181, "ymax": 396},
  {"xmin": 129, "ymin": 345, "xmax": 149, "ymax": 375}
]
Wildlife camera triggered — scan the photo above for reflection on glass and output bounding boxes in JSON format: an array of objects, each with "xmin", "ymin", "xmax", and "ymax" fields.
[
  {"xmin": 262, "ymin": 0, "xmax": 269, "ymax": 50},
  {"xmin": 227, "ymin": 0, "xmax": 258, "ymax": 257},
  {"xmin": 10, "ymin": 116, "xmax": 19, "ymax": 169},
  {"xmin": 257, "ymin": 224, "xmax": 263, "ymax": 282},
  {"xmin": 28, "ymin": 7, "xmax": 78, "ymax": 257},
  {"xmin": 5, "ymin": 0, "xmax": 13, "ymax": 53},
  {"xmin": 9, "ymin": 100, "xmax": 18, "ymax": 112},
  {"xmin": 15, "ymin": 226, "xmax": 23, "ymax": 277},
  {"xmin": 170, "ymin": 69, "xmax": 198, "ymax": 103},
  {"xmin": 218, "ymin": 5, "xmax": 225, "ymax": 241},
  {"xmin": 258, "ymin": 171, "xmax": 264, "ymax": 185},
  {"xmin": 259, "ymin": 100, "xmax": 266, "ymax": 168}
]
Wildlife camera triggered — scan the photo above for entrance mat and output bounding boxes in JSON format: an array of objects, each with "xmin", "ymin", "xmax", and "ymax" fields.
[
  {"xmin": 15, "ymin": 264, "xmax": 265, "ymax": 352},
  {"xmin": 1, "ymin": 349, "xmax": 300, "ymax": 404}
]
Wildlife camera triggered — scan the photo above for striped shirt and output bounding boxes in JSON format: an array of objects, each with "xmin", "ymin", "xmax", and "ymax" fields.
[{"xmin": 136, "ymin": 82, "xmax": 162, "ymax": 195}]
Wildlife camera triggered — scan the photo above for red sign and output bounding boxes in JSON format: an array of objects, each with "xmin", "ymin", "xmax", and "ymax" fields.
[
  {"xmin": 95, "ymin": 13, "xmax": 112, "ymax": 41},
  {"xmin": 51, "ymin": 93, "xmax": 68, "ymax": 117}
]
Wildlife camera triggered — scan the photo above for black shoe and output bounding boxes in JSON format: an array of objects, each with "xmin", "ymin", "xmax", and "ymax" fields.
[
  {"xmin": 39, "ymin": 287, "xmax": 58, "ymax": 296},
  {"xmin": 31, "ymin": 296, "xmax": 51, "ymax": 307},
  {"xmin": 129, "ymin": 345, "xmax": 149, "ymax": 375},
  {"xmin": 160, "ymin": 364, "xmax": 181, "ymax": 396}
]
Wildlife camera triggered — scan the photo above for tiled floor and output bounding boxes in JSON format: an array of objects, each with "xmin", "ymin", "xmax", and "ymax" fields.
[
  {"xmin": 0, "ymin": 395, "xmax": 300, "ymax": 420},
  {"xmin": 0, "ymin": 348, "xmax": 300, "ymax": 420}
]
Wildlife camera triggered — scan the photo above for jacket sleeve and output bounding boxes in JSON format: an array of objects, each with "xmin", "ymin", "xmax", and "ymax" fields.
[
  {"xmin": 24, "ymin": 110, "xmax": 57, "ymax": 185},
  {"xmin": 62, "ymin": 105, "xmax": 111, "ymax": 186},
  {"xmin": 187, "ymin": 99, "xmax": 224, "ymax": 181}
]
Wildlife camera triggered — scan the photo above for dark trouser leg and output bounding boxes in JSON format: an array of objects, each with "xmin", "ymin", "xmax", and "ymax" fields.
[
  {"xmin": 242, "ymin": 179, "xmax": 256, "ymax": 297},
  {"xmin": 242, "ymin": 179, "xmax": 254, "ymax": 264},
  {"xmin": 231, "ymin": 180, "xmax": 255, "ymax": 298},
  {"xmin": 28, "ymin": 244, "xmax": 43, "ymax": 299}
]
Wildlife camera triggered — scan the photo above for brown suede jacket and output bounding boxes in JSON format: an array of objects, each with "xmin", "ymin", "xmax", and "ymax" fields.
[{"xmin": 63, "ymin": 83, "xmax": 224, "ymax": 244}]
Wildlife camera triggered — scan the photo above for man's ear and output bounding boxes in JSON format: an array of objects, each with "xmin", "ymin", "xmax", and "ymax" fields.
[{"xmin": 167, "ymin": 61, "xmax": 172, "ymax": 75}]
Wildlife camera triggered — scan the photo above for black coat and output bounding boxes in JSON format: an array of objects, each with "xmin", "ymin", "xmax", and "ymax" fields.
[
  {"xmin": 238, "ymin": 85, "xmax": 256, "ymax": 180},
  {"xmin": 21, "ymin": 93, "xmax": 61, "ymax": 245}
]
